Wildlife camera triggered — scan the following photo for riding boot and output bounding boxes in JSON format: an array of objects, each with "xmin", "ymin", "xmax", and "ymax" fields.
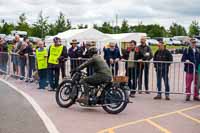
[{"xmin": 77, "ymin": 82, "xmax": 90, "ymax": 104}]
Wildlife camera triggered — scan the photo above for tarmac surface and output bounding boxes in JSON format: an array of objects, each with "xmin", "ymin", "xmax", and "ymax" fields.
[
  {"xmin": 0, "ymin": 80, "xmax": 48, "ymax": 133},
  {"xmin": 0, "ymin": 75, "xmax": 199, "ymax": 133}
]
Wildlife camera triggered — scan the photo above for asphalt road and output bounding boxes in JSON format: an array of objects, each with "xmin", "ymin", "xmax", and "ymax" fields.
[
  {"xmin": 0, "ymin": 81, "xmax": 48, "ymax": 133},
  {"xmin": 1, "ymin": 77, "xmax": 200, "ymax": 133}
]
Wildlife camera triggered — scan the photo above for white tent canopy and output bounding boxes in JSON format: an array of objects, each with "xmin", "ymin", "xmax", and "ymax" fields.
[
  {"xmin": 106, "ymin": 32, "xmax": 147, "ymax": 44},
  {"xmin": 45, "ymin": 28, "xmax": 114, "ymax": 50},
  {"xmin": 45, "ymin": 28, "xmax": 113, "ymax": 43}
]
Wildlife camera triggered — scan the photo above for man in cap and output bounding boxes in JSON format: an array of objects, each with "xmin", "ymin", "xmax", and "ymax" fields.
[
  {"xmin": 72, "ymin": 47, "xmax": 112, "ymax": 104},
  {"xmin": 153, "ymin": 41, "xmax": 173, "ymax": 100},
  {"xmin": 68, "ymin": 39, "xmax": 83, "ymax": 71},
  {"xmin": 181, "ymin": 38, "xmax": 200, "ymax": 101},
  {"xmin": 48, "ymin": 37, "xmax": 67, "ymax": 91}
]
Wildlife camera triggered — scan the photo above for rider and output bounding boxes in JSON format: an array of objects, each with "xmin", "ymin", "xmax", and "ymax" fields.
[{"xmin": 72, "ymin": 47, "xmax": 112, "ymax": 104}]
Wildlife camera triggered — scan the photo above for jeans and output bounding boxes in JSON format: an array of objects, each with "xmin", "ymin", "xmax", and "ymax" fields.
[
  {"xmin": 108, "ymin": 63, "xmax": 119, "ymax": 76},
  {"xmin": 0, "ymin": 63, "xmax": 7, "ymax": 73},
  {"xmin": 156, "ymin": 68, "xmax": 170, "ymax": 96},
  {"xmin": 127, "ymin": 67, "xmax": 138, "ymax": 94},
  {"xmin": 19, "ymin": 57, "xmax": 26, "ymax": 78},
  {"xmin": 27, "ymin": 57, "xmax": 36, "ymax": 79},
  {"xmin": 138, "ymin": 63, "xmax": 149, "ymax": 91},
  {"xmin": 186, "ymin": 73, "xmax": 198, "ymax": 97},
  {"xmin": 49, "ymin": 67, "xmax": 60, "ymax": 89},
  {"xmin": 38, "ymin": 69, "xmax": 48, "ymax": 89},
  {"xmin": 60, "ymin": 62, "xmax": 66, "ymax": 78}
]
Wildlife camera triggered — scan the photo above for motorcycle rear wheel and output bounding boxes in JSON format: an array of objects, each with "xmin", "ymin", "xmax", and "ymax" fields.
[{"xmin": 102, "ymin": 86, "xmax": 128, "ymax": 114}]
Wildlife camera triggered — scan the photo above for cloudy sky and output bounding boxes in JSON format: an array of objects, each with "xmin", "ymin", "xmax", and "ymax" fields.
[{"xmin": 0, "ymin": 0, "xmax": 200, "ymax": 29}]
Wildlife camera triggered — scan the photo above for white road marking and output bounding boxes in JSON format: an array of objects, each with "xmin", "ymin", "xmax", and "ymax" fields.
[{"xmin": 1, "ymin": 79, "xmax": 60, "ymax": 133}]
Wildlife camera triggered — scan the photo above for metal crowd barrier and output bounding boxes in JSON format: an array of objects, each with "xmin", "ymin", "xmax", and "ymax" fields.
[
  {"xmin": 0, "ymin": 52, "xmax": 196, "ymax": 95},
  {"xmin": 111, "ymin": 60, "xmax": 196, "ymax": 95},
  {"xmin": 0, "ymin": 52, "xmax": 10, "ymax": 76}
]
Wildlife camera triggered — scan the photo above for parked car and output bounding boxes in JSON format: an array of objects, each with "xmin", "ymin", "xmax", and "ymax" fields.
[
  {"xmin": 173, "ymin": 36, "xmax": 190, "ymax": 46},
  {"xmin": 5, "ymin": 35, "xmax": 15, "ymax": 44},
  {"xmin": 172, "ymin": 40, "xmax": 182, "ymax": 45},
  {"xmin": 163, "ymin": 38, "xmax": 173, "ymax": 45},
  {"xmin": 147, "ymin": 39, "xmax": 159, "ymax": 45},
  {"xmin": 195, "ymin": 39, "xmax": 200, "ymax": 48},
  {"xmin": 29, "ymin": 37, "xmax": 41, "ymax": 43},
  {"xmin": 194, "ymin": 36, "xmax": 200, "ymax": 40},
  {"xmin": 0, "ymin": 34, "xmax": 6, "ymax": 39}
]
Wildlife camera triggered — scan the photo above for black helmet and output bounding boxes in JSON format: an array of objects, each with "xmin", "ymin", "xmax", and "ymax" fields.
[{"xmin": 88, "ymin": 47, "xmax": 98, "ymax": 57}]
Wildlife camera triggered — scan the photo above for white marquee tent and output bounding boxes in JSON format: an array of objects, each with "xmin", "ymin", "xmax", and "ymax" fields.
[
  {"xmin": 45, "ymin": 28, "xmax": 113, "ymax": 49},
  {"xmin": 106, "ymin": 32, "xmax": 147, "ymax": 45}
]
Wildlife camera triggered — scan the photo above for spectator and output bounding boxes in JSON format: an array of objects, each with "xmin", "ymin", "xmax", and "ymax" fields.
[
  {"xmin": 153, "ymin": 41, "xmax": 173, "ymax": 100},
  {"xmin": 181, "ymin": 38, "xmax": 200, "ymax": 101},
  {"xmin": 14, "ymin": 35, "xmax": 23, "ymax": 54},
  {"xmin": 68, "ymin": 39, "xmax": 83, "ymax": 71},
  {"xmin": 18, "ymin": 41, "xmax": 27, "ymax": 80},
  {"xmin": 13, "ymin": 35, "xmax": 23, "ymax": 79},
  {"xmin": 104, "ymin": 42, "xmax": 121, "ymax": 76},
  {"xmin": 11, "ymin": 39, "xmax": 19, "ymax": 77},
  {"xmin": 36, "ymin": 41, "xmax": 48, "ymax": 89},
  {"xmin": 138, "ymin": 36, "xmax": 153, "ymax": 94},
  {"xmin": 48, "ymin": 37, "xmax": 67, "ymax": 91},
  {"xmin": 0, "ymin": 37, "xmax": 8, "ymax": 74},
  {"xmin": 24, "ymin": 37, "xmax": 35, "ymax": 82},
  {"xmin": 122, "ymin": 40, "xmax": 143, "ymax": 97}
]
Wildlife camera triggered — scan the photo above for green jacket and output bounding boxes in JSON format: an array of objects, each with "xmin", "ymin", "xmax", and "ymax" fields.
[{"xmin": 78, "ymin": 55, "xmax": 112, "ymax": 77}]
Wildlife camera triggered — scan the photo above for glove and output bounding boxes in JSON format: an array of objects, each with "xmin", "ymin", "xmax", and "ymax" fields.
[{"xmin": 71, "ymin": 68, "xmax": 79, "ymax": 75}]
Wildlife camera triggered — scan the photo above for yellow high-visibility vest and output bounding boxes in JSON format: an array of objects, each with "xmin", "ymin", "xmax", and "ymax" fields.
[
  {"xmin": 48, "ymin": 45, "xmax": 64, "ymax": 64},
  {"xmin": 36, "ymin": 48, "xmax": 48, "ymax": 70}
]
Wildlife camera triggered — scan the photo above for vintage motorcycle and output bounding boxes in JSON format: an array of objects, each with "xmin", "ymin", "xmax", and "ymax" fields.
[{"xmin": 56, "ymin": 70, "xmax": 130, "ymax": 114}]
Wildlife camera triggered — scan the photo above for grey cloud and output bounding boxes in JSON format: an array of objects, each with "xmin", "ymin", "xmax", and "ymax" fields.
[{"xmin": 0, "ymin": 0, "xmax": 199, "ymax": 28}]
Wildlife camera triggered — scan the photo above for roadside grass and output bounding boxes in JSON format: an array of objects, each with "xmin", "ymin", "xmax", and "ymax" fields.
[{"xmin": 150, "ymin": 45, "xmax": 188, "ymax": 54}]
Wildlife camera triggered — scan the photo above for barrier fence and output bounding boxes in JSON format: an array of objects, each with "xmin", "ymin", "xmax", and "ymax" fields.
[{"xmin": 0, "ymin": 52, "xmax": 196, "ymax": 95}]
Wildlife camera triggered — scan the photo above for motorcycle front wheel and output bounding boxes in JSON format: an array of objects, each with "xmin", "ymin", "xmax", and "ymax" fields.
[{"xmin": 56, "ymin": 80, "xmax": 77, "ymax": 108}]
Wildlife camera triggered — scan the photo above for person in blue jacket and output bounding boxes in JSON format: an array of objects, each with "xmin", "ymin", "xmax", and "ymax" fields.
[{"xmin": 104, "ymin": 42, "xmax": 121, "ymax": 76}]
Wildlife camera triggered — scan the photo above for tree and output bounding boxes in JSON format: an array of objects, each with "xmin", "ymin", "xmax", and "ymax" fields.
[
  {"xmin": 98, "ymin": 22, "xmax": 113, "ymax": 33},
  {"xmin": 129, "ymin": 23, "xmax": 167, "ymax": 37},
  {"xmin": 147, "ymin": 24, "xmax": 167, "ymax": 37},
  {"xmin": 189, "ymin": 20, "xmax": 200, "ymax": 37},
  {"xmin": 120, "ymin": 19, "xmax": 129, "ymax": 33},
  {"xmin": 54, "ymin": 12, "xmax": 71, "ymax": 33},
  {"xmin": 16, "ymin": 13, "xmax": 31, "ymax": 35},
  {"xmin": 93, "ymin": 24, "xmax": 98, "ymax": 29},
  {"xmin": 169, "ymin": 23, "xmax": 187, "ymax": 36},
  {"xmin": 0, "ymin": 19, "xmax": 15, "ymax": 35},
  {"xmin": 78, "ymin": 24, "xmax": 88, "ymax": 29},
  {"xmin": 32, "ymin": 11, "xmax": 49, "ymax": 38},
  {"xmin": 130, "ymin": 22, "xmax": 147, "ymax": 33},
  {"xmin": 48, "ymin": 24, "xmax": 56, "ymax": 36}
]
